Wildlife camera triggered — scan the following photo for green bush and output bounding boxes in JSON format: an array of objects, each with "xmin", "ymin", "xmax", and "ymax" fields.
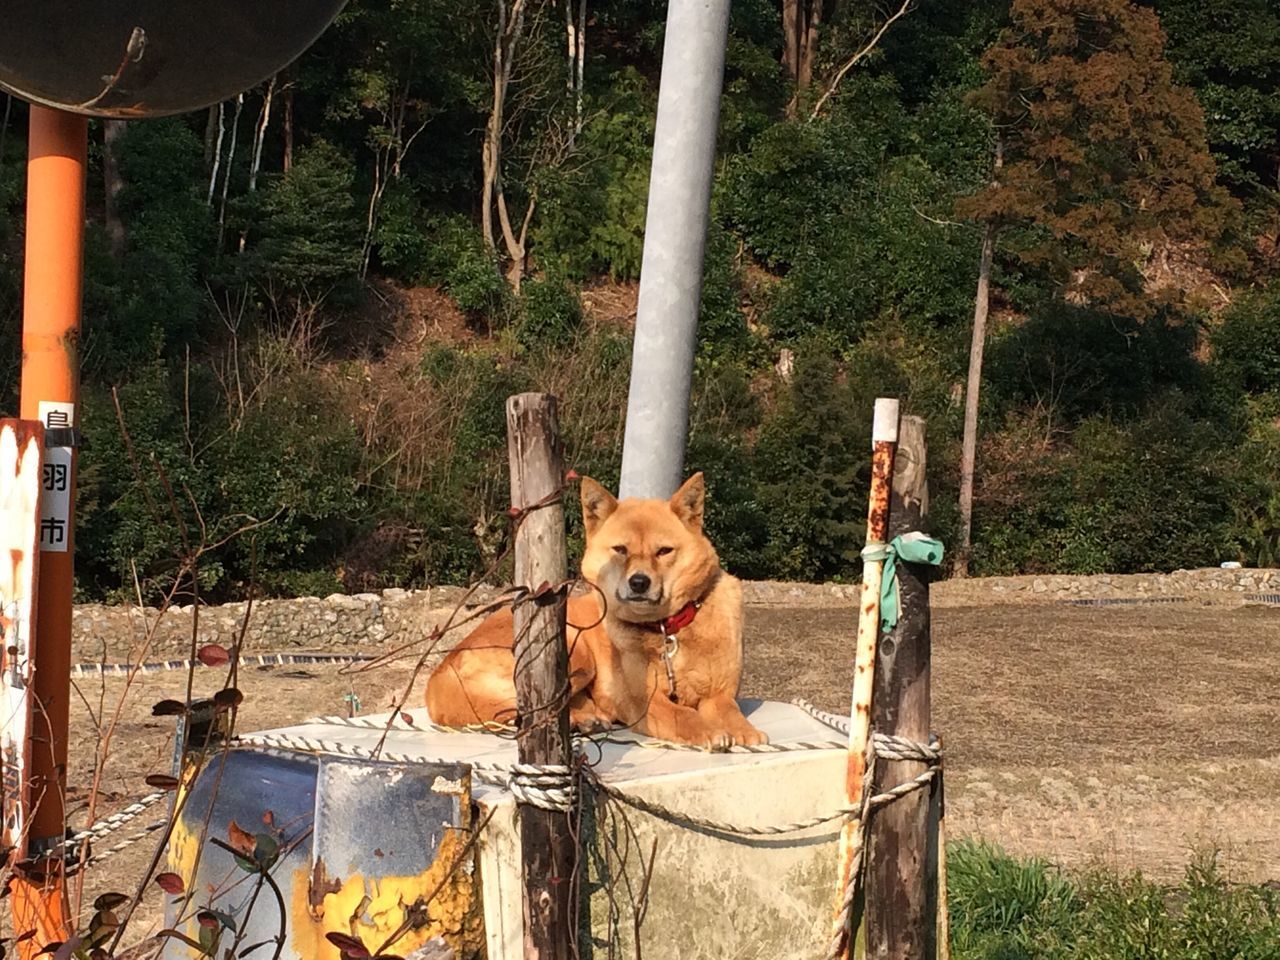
[
  {"xmin": 987, "ymin": 301, "xmax": 1204, "ymax": 426},
  {"xmin": 1213, "ymin": 284, "xmax": 1280, "ymax": 396},
  {"xmin": 82, "ymin": 119, "xmax": 214, "ymax": 378},
  {"xmin": 948, "ymin": 840, "xmax": 1078, "ymax": 957},
  {"xmin": 972, "ymin": 395, "xmax": 1242, "ymax": 575},
  {"xmin": 949, "ymin": 843, "xmax": 1280, "ymax": 960},
  {"xmin": 372, "ymin": 181, "xmax": 433, "ymax": 283},
  {"xmin": 726, "ymin": 93, "xmax": 980, "ymax": 347},
  {"xmin": 418, "ymin": 215, "xmax": 510, "ymax": 323},
  {"xmin": 518, "ymin": 273, "xmax": 584, "ymax": 349},
  {"xmin": 254, "ymin": 140, "xmax": 363, "ymax": 291},
  {"xmin": 749, "ymin": 345, "xmax": 877, "ymax": 581},
  {"xmin": 697, "ymin": 221, "xmax": 755, "ymax": 362},
  {"xmin": 76, "ymin": 360, "xmax": 366, "ymax": 601},
  {"xmin": 533, "ymin": 69, "xmax": 654, "ymax": 281}
]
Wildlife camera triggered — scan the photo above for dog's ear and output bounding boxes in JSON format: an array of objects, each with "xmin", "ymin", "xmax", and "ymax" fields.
[
  {"xmin": 580, "ymin": 476, "xmax": 618, "ymax": 536},
  {"xmin": 669, "ymin": 472, "xmax": 705, "ymax": 531}
]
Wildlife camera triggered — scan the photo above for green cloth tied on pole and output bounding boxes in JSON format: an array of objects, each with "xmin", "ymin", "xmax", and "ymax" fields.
[{"xmin": 860, "ymin": 532, "xmax": 944, "ymax": 634}]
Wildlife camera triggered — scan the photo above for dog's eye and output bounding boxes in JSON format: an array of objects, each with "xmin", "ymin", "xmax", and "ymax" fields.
[
  {"xmin": 655, "ymin": 546, "xmax": 674, "ymax": 557},
  {"xmin": 612, "ymin": 545, "xmax": 627, "ymax": 556}
]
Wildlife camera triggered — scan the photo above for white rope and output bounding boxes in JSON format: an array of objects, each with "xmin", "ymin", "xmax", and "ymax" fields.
[
  {"xmin": 64, "ymin": 792, "xmax": 168, "ymax": 849},
  {"xmin": 791, "ymin": 698, "xmax": 851, "ymax": 735},
  {"xmin": 231, "ymin": 727, "xmax": 940, "ymax": 838},
  {"xmin": 509, "ymin": 769, "xmax": 576, "ymax": 812},
  {"xmin": 72, "ymin": 821, "xmax": 168, "ymax": 874},
  {"xmin": 606, "ymin": 734, "xmax": 846, "ymax": 754},
  {"xmin": 302, "ymin": 707, "xmax": 848, "ymax": 754},
  {"xmin": 301, "ymin": 713, "xmax": 513, "ymax": 736}
]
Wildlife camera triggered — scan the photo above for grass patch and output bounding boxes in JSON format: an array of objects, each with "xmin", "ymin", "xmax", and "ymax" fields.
[{"xmin": 949, "ymin": 840, "xmax": 1280, "ymax": 959}]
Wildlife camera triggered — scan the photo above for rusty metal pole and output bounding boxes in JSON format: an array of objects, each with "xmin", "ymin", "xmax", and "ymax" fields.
[
  {"xmin": 506, "ymin": 393, "xmax": 575, "ymax": 960},
  {"xmin": 832, "ymin": 397, "xmax": 899, "ymax": 959},
  {"xmin": 11, "ymin": 105, "xmax": 87, "ymax": 958},
  {"xmin": 867, "ymin": 415, "xmax": 936, "ymax": 959}
]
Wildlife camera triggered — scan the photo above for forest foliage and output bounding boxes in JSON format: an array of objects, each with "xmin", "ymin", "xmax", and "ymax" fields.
[{"xmin": 3, "ymin": 0, "xmax": 1280, "ymax": 600}]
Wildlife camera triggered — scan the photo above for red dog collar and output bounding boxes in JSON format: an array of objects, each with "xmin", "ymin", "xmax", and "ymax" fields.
[{"xmin": 660, "ymin": 600, "xmax": 701, "ymax": 636}]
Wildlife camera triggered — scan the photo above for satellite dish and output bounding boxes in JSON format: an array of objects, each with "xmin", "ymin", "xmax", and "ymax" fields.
[{"xmin": 0, "ymin": 2, "xmax": 347, "ymax": 118}]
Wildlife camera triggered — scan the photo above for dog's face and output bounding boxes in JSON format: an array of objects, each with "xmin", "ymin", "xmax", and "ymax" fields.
[{"xmin": 578, "ymin": 473, "xmax": 721, "ymax": 625}]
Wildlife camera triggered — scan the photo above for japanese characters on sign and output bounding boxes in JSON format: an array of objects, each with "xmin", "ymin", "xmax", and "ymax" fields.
[{"xmin": 36, "ymin": 401, "xmax": 73, "ymax": 554}]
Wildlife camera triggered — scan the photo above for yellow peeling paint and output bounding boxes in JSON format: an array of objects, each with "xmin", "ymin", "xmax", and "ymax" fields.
[
  {"xmin": 290, "ymin": 826, "xmax": 483, "ymax": 959},
  {"xmin": 164, "ymin": 779, "xmax": 213, "ymax": 960}
]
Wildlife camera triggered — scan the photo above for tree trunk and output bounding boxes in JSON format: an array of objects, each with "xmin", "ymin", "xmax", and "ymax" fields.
[
  {"xmin": 956, "ymin": 224, "xmax": 995, "ymax": 578},
  {"xmin": 784, "ymin": 0, "xmax": 823, "ymax": 114},
  {"xmin": 282, "ymin": 83, "xmax": 294, "ymax": 174},
  {"xmin": 956, "ymin": 139, "xmax": 1002, "ymax": 578},
  {"xmin": 483, "ymin": 0, "xmax": 531, "ymax": 284},
  {"xmin": 575, "ymin": 0, "xmax": 586, "ymax": 137},
  {"xmin": 481, "ymin": 0, "xmax": 511, "ymax": 254},
  {"xmin": 203, "ymin": 104, "xmax": 219, "ymax": 165},
  {"xmin": 782, "ymin": 0, "xmax": 801, "ymax": 84},
  {"xmin": 217, "ymin": 94, "xmax": 244, "ymax": 249},
  {"xmin": 207, "ymin": 101, "xmax": 225, "ymax": 205},
  {"xmin": 103, "ymin": 120, "xmax": 127, "ymax": 261},
  {"xmin": 248, "ymin": 76, "xmax": 276, "ymax": 193},
  {"xmin": 798, "ymin": 0, "xmax": 821, "ymax": 92}
]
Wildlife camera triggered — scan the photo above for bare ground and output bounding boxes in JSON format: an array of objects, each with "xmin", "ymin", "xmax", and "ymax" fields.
[{"xmin": 57, "ymin": 589, "xmax": 1280, "ymax": 947}]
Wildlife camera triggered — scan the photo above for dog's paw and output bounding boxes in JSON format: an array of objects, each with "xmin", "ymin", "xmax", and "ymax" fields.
[
  {"xmin": 706, "ymin": 730, "xmax": 736, "ymax": 752},
  {"xmin": 733, "ymin": 725, "xmax": 769, "ymax": 747},
  {"xmin": 570, "ymin": 709, "xmax": 614, "ymax": 735}
]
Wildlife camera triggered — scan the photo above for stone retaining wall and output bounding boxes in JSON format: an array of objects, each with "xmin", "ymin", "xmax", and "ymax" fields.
[
  {"xmin": 72, "ymin": 568, "xmax": 1280, "ymax": 659},
  {"xmin": 71, "ymin": 586, "xmax": 499, "ymax": 659},
  {"xmin": 743, "ymin": 567, "xmax": 1280, "ymax": 606}
]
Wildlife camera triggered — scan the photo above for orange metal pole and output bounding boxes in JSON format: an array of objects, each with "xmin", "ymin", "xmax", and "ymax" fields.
[{"xmin": 11, "ymin": 105, "xmax": 86, "ymax": 957}]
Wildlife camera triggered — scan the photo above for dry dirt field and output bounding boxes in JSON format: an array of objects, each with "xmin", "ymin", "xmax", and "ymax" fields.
[{"xmin": 57, "ymin": 582, "xmax": 1280, "ymax": 948}]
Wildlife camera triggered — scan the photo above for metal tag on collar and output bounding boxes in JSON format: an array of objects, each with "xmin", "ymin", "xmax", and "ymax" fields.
[{"xmin": 661, "ymin": 628, "xmax": 679, "ymax": 702}]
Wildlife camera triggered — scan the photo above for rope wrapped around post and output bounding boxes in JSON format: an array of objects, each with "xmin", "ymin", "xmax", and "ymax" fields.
[{"xmin": 507, "ymin": 763, "xmax": 577, "ymax": 813}]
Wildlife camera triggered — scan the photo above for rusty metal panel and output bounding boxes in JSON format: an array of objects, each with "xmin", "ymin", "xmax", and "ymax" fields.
[
  {"xmin": 0, "ymin": 420, "xmax": 43, "ymax": 862},
  {"xmin": 163, "ymin": 751, "xmax": 479, "ymax": 960},
  {"xmin": 301, "ymin": 759, "xmax": 477, "ymax": 958}
]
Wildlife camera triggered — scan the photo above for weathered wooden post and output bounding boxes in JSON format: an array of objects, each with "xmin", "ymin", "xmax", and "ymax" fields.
[
  {"xmin": 832, "ymin": 397, "xmax": 899, "ymax": 959},
  {"xmin": 867, "ymin": 415, "xmax": 936, "ymax": 959},
  {"xmin": 506, "ymin": 392, "xmax": 575, "ymax": 960}
]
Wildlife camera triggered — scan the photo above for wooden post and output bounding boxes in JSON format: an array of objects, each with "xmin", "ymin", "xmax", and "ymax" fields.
[
  {"xmin": 832, "ymin": 397, "xmax": 899, "ymax": 959},
  {"xmin": 506, "ymin": 393, "xmax": 575, "ymax": 960},
  {"xmin": 867, "ymin": 415, "xmax": 935, "ymax": 959}
]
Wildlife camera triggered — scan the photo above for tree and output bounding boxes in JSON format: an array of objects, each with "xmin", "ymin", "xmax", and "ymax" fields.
[
  {"xmin": 482, "ymin": 0, "xmax": 576, "ymax": 289},
  {"xmin": 255, "ymin": 141, "xmax": 362, "ymax": 291},
  {"xmin": 782, "ymin": 0, "xmax": 916, "ymax": 118},
  {"xmin": 782, "ymin": 0, "xmax": 823, "ymax": 94},
  {"xmin": 1152, "ymin": 0, "xmax": 1280, "ymax": 196},
  {"xmin": 325, "ymin": 0, "xmax": 478, "ymax": 278},
  {"xmin": 952, "ymin": 0, "xmax": 1241, "ymax": 575},
  {"xmin": 956, "ymin": 142, "xmax": 998, "ymax": 579}
]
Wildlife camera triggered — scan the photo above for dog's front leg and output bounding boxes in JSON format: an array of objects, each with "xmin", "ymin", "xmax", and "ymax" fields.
[{"xmin": 636, "ymin": 692, "xmax": 735, "ymax": 749}]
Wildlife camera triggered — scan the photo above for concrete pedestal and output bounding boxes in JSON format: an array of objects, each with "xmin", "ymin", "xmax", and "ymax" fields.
[{"xmin": 163, "ymin": 701, "xmax": 847, "ymax": 959}]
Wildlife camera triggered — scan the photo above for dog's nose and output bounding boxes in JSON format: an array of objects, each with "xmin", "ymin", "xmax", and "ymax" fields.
[{"xmin": 628, "ymin": 572, "xmax": 651, "ymax": 595}]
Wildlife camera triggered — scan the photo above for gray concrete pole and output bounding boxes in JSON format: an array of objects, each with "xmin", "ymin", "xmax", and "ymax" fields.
[{"xmin": 617, "ymin": 0, "xmax": 731, "ymax": 500}]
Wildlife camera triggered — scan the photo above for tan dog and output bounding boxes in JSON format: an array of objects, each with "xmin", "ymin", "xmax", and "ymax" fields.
[{"xmin": 425, "ymin": 473, "xmax": 767, "ymax": 748}]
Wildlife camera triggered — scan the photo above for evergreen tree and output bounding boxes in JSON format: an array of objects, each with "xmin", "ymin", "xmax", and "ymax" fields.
[{"xmin": 961, "ymin": 0, "xmax": 1242, "ymax": 317}]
